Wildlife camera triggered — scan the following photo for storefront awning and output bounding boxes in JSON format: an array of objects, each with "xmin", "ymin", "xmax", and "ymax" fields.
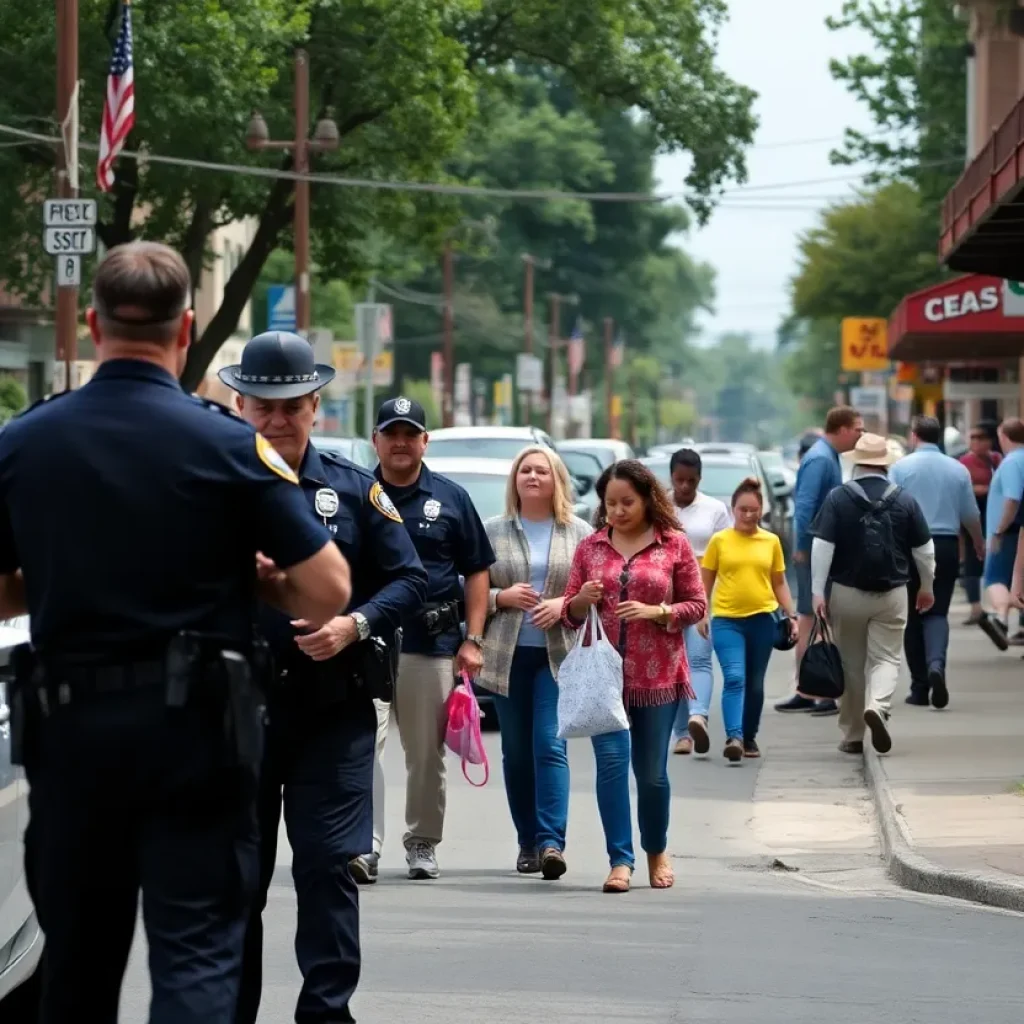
[
  {"xmin": 940, "ymin": 96, "xmax": 1024, "ymax": 279},
  {"xmin": 888, "ymin": 273, "xmax": 1024, "ymax": 361}
]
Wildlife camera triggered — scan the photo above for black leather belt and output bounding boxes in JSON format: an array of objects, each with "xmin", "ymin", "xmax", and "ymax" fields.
[{"xmin": 48, "ymin": 659, "xmax": 166, "ymax": 694}]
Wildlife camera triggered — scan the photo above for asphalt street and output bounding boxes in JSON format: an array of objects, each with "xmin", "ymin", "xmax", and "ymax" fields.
[{"xmin": 119, "ymin": 653, "xmax": 1024, "ymax": 1023}]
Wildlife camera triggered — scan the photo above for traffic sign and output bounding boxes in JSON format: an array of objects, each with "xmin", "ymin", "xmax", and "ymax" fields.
[
  {"xmin": 43, "ymin": 198, "xmax": 97, "ymax": 227},
  {"xmin": 267, "ymin": 285, "xmax": 296, "ymax": 331},
  {"xmin": 55, "ymin": 255, "xmax": 81, "ymax": 287},
  {"xmin": 841, "ymin": 317, "xmax": 890, "ymax": 372},
  {"xmin": 44, "ymin": 226, "xmax": 96, "ymax": 256}
]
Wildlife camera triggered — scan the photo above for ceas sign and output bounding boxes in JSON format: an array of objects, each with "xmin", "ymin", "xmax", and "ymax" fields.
[{"xmin": 924, "ymin": 285, "xmax": 999, "ymax": 323}]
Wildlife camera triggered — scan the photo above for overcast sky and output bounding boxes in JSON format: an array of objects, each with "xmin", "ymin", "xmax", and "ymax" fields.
[{"xmin": 654, "ymin": 0, "xmax": 878, "ymax": 348}]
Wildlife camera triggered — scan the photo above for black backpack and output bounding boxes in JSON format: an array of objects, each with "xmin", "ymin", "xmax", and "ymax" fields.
[{"xmin": 844, "ymin": 480, "xmax": 901, "ymax": 590}]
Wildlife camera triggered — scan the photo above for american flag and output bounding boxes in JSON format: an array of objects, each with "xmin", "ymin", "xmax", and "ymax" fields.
[{"xmin": 97, "ymin": 1, "xmax": 135, "ymax": 192}]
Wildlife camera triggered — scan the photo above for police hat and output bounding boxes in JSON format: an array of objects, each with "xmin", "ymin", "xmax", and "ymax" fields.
[
  {"xmin": 376, "ymin": 396, "xmax": 427, "ymax": 432},
  {"xmin": 218, "ymin": 331, "xmax": 336, "ymax": 400}
]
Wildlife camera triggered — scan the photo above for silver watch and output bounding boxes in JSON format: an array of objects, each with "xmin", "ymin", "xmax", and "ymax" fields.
[{"xmin": 351, "ymin": 612, "xmax": 371, "ymax": 641}]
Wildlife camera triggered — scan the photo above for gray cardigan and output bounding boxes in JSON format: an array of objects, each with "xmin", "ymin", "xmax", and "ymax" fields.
[{"xmin": 476, "ymin": 513, "xmax": 593, "ymax": 697}]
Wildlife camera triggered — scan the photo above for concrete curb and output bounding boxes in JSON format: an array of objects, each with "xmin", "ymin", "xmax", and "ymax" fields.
[{"xmin": 864, "ymin": 748, "xmax": 1024, "ymax": 913}]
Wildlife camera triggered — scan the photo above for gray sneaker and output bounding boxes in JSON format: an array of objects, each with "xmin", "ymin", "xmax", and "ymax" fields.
[
  {"xmin": 349, "ymin": 852, "xmax": 379, "ymax": 884},
  {"xmin": 406, "ymin": 840, "xmax": 440, "ymax": 880}
]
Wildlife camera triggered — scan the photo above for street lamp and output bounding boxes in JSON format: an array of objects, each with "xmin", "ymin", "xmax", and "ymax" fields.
[{"xmin": 245, "ymin": 49, "xmax": 339, "ymax": 334}]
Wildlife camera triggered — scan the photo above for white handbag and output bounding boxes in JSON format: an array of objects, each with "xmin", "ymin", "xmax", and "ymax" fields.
[{"xmin": 556, "ymin": 606, "xmax": 629, "ymax": 739}]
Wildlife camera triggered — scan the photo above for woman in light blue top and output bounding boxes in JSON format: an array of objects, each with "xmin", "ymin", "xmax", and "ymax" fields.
[{"xmin": 478, "ymin": 446, "xmax": 592, "ymax": 879}]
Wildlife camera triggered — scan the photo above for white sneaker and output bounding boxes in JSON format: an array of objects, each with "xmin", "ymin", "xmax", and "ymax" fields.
[{"xmin": 406, "ymin": 840, "xmax": 440, "ymax": 880}]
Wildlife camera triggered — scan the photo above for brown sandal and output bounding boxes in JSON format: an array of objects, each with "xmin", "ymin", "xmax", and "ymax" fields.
[
  {"xmin": 647, "ymin": 853, "xmax": 675, "ymax": 889},
  {"xmin": 602, "ymin": 866, "xmax": 632, "ymax": 893}
]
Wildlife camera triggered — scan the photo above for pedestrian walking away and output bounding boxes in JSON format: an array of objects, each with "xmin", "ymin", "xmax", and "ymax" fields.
[
  {"xmin": 221, "ymin": 333, "xmax": 427, "ymax": 1024},
  {"xmin": 562, "ymin": 460, "xmax": 706, "ymax": 894},
  {"xmin": 889, "ymin": 415, "xmax": 984, "ymax": 708},
  {"xmin": 776, "ymin": 406, "xmax": 863, "ymax": 716},
  {"xmin": 809, "ymin": 433, "xmax": 935, "ymax": 755},
  {"xmin": 476, "ymin": 446, "xmax": 592, "ymax": 879},
  {"xmin": 357, "ymin": 397, "xmax": 496, "ymax": 882},
  {"xmin": 666, "ymin": 448, "xmax": 732, "ymax": 755},
  {"xmin": 0, "ymin": 243, "xmax": 351, "ymax": 1024},
  {"xmin": 958, "ymin": 422, "xmax": 1001, "ymax": 625},
  {"xmin": 701, "ymin": 477, "xmax": 797, "ymax": 762}
]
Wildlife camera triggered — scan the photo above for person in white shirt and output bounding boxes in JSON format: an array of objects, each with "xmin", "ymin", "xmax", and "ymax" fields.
[{"xmin": 668, "ymin": 449, "xmax": 732, "ymax": 754}]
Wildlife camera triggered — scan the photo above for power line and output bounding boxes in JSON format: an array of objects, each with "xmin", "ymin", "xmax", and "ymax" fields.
[{"xmin": 0, "ymin": 121, "xmax": 967, "ymax": 205}]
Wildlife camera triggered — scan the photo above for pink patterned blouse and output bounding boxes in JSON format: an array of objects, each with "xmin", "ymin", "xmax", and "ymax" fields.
[{"xmin": 561, "ymin": 527, "xmax": 706, "ymax": 708}]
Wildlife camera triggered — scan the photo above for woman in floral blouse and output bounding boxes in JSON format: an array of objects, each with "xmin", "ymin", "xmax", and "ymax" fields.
[{"xmin": 562, "ymin": 460, "xmax": 706, "ymax": 894}]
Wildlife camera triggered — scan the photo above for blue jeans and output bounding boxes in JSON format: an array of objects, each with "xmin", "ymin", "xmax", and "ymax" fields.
[
  {"xmin": 590, "ymin": 701, "xmax": 678, "ymax": 869},
  {"xmin": 492, "ymin": 646, "xmax": 569, "ymax": 852},
  {"xmin": 672, "ymin": 623, "xmax": 714, "ymax": 737},
  {"xmin": 711, "ymin": 612, "xmax": 777, "ymax": 743}
]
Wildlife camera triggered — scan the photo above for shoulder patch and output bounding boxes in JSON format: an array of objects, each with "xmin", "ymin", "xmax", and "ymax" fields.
[
  {"xmin": 191, "ymin": 395, "xmax": 239, "ymax": 418},
  {"xmin": 369, "ymin": 481, "xmax": 403, "ymax": 523},
  {"xmin": 255, "ymin": 432, "xmax": 299, "ymax": 484}
]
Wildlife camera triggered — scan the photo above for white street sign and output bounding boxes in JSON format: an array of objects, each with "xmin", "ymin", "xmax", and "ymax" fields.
[
  {"xmin": 516, "ymin": 353, "xmax": 544, "ymax": 393},
  {"xmin": 44, "ymin": 226, "xmax": 96, "ymax": 256},
  {"xmin": 55, "ymin": 255, "xmax": 81, "ymax": 287},
  {"xmin": 43, "ymin": 198, "xmax": 97, "ymax": 227}
]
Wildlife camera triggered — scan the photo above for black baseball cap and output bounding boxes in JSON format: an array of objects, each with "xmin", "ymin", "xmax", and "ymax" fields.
[{"xmin": 376, "ymin": 396, "xmax": 427, "ymax": 432}]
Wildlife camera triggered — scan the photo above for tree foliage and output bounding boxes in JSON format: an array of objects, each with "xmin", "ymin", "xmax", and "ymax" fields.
[{"xmin": 0, "ymin": 0, "xmax": 757, "ymax": 390}]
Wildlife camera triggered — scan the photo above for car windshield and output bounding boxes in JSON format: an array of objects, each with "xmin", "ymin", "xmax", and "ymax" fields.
[
  {"xmin": 427, "ymin": 438, "xmax": 533, "ymax": 460},
  {"xmin": 560, "ymin": 445, "xmax": 615, "ymax": 468},
  {"xmin": 647, "ymin": 459, "xmax": 751, "ymax": 501},
  {"xmin": 759, "ymin": 451, "xmax": 784, "ymax": 470},
  {"xmin": 440, "ymin": 473, "xmax": 508, "ymax": 520}
]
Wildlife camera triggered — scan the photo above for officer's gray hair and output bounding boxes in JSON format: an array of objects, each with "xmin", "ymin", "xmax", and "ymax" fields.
[{"xmin": 92, "ymin": 241, "xmax": 191, "ymax": 344}]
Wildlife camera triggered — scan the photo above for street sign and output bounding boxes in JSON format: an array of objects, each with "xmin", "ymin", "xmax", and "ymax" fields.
[
  {"xmin": 43, "ymin": 198, "xmax": 97, "ymax": 227},
  {"xmin": 55, "ymin": 255, "xmax": 81, "ymax": 287},
  {"xmin": 516, "ymin": 353, "xmax": 544, "ymax": 392},
  {"xmin": 1004, "ymin": 279, "xmax": 1024, "ymax": 317},
  {"xmin": 268, "ymin": 285, "xmax": 296, "ymax": 331},
  {"xmin": 840, "ymin": 317, "xmax": 890, "ymax": 371},
  {"xmin": 43, "ymin": 226, "xmax": 95, "ymax": 256}
]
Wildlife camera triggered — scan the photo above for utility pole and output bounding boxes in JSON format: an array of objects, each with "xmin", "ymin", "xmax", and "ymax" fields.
[
  {"xmin": 55, "ymin": 0, "xmax": 79, "ymax": 390},
  {"xmin": 603, "ymin": 316, "xmax": 614, "ymax": 437},
  {"xmin": 522, "ymin": 255, "xmax": 535, "ymax": 425},
  {"xmin": 547, "ymin": 292, "xmax": 561, "ymax": 434},
  {"xmin": 246, "ymin": 49, "xmax": 339, "ymax": 335},
  {"xmin": 442, "ymin": 240, "xmax": 454, "ymax": 427}
]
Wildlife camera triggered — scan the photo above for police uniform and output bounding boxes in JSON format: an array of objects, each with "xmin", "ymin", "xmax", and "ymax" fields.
[
  {"xmin": 0, "ymin": 357, "xmax": 332, "ymax": 1024},
  {"xmin": 366, "ymin": 397, "xmax": 495, "ymax": 879},
  {"xmin": 219, "ymin": 334, "xmax": 427, "ymax": 1024}
]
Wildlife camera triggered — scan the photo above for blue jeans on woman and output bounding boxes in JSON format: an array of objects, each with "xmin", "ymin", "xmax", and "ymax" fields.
[
  {"xmin": 672, "ymin": 623, "xmax": 714, "ymax": 738},
  {"xmin": 590, "ymin": 701, "xmax": 678, "ymax": 869},
  {"xmin": 492, "ymin": 646, "xmax": 569, "ymax": 853},
  {"xmin": 711, "ymin": 612, "xmax": 776, "ymax": 743}
]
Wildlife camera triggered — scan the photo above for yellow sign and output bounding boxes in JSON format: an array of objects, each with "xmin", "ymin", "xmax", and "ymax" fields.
[
  {"xmin": 610, "ymin": 394, "xmax": 622, "ymax": 418},
  {"xmin": 330, "ymin": 342, "xmax": 393, "ymax": 388},
  {"xmin": 841, "ymin": 317, "xmax": 890, "ymax": 372}
]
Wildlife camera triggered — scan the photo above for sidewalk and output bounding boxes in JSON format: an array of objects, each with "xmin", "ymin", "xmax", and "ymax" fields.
[{"xmin": 865, "ymin": 599, "xmax": 1024, "ymax": 910}]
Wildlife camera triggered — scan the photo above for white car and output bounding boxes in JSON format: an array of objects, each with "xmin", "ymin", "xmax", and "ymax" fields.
[
  {"xmin": 424, "ymin": 426, "xmax": 556, "ymax": 461},
  {"xmin": 0, "ymin": 616, "xmax": 42, "ymax": 1014}
]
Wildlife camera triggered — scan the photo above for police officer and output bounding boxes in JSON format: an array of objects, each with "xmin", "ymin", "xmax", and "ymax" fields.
[
  {"xmin": 350, "ymin": 397, "xmax": 495, "ymax": 882},
  {"xmin": 219, "ymin": 334, "xmax": 427, "ymax": 1024},
  {"xmin": 0, "ymin": 242, "xmax": 350, "ymax": 1024}
]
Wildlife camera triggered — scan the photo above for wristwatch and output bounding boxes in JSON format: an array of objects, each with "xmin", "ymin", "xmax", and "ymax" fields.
[
  {"xmin": 351, "ymin": 612, "xmax": 371, "ymax": 641},
  {"xmin": 466, "ymin": 633, "xmax": 485, "ymax": 647},
  {"xmin": 658, "ymin": 603, "xmax": 673, "ymax": 625}
]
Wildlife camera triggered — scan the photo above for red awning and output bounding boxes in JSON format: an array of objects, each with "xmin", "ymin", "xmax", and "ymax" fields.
[
  {"xmin": 940, "ymin": 96, "xmax": 1024, "ymax": 279},
  {"xmin": 888, "ymin": 273, "xmax": 1024, "ymax": 361}
]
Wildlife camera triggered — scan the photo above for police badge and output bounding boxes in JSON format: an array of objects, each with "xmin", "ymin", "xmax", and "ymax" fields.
[
  {"xmin": 423, "ymin": 499, "xmax": 441, "ymax": 521},
  {"xmin": 394, "ymin": 397, "xmax": 412, "ymax": 415}
]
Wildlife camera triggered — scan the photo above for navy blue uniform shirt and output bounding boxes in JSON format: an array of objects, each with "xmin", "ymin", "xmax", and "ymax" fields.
[
  {"xmin": 0, "ymin": 359, "xmax": 330, "ymax": 658},
  {"xmin": 374, "ymin": 463, "xmax": 495, "ymax": 657},
  {"xmin": 259, "ymin": 443, "xmax": 427, "ymax": 674}
]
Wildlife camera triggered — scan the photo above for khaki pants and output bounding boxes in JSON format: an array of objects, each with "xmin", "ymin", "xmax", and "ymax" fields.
[
  {"xmin": 371, "ymin": 653, "xmax": 455, "ymax": 851},
  {"xmin": 829, "ymin": 583, "xmax": 908, "ymax": 743}
]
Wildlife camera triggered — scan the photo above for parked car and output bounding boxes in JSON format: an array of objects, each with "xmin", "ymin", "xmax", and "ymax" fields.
[
  {"xmin": 424, "ymin": 426, "xmax": 556, "ymax": 461},
  {"xmin": 557, "ymin": 438, "xmax": 635, "ymax": 470},
  {"xmin": 311, "ymin": 435, "xmax": 378, "ymax": 470},
  {"xmin": 0, "ymin": 616, "xmax": 42, "ymax": 1016},
  {"xmin": 555, "ymin": 448, "xmax": 603, "ymax": 524}
]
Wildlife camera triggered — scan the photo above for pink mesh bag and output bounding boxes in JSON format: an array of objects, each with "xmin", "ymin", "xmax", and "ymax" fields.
[{"xmin": 444, "ymin": 673, "xmax": 489, "ymax": 787}]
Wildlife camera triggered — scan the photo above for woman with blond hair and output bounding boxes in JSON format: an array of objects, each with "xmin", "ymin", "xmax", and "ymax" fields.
[{"xmin": 478, "ymin": 445, "xmax": 593, "ymax": 879}]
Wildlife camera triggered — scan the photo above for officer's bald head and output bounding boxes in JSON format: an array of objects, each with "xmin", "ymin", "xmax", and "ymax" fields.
[{"xmin": 91, "ymin": 242, "xmax": 191, "ymax": 345}]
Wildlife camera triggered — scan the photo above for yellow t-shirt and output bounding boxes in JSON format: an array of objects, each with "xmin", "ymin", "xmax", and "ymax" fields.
[{"xmin": 701, "ymin": 527, "xmax": 784, "ymax": 618}]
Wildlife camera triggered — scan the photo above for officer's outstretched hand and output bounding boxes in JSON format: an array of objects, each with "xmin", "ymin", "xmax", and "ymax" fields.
[
  {"xmin": 291, "ymin": 616, "xmax": 358, "ymax": 661},
  {"xmin": 455, "ymin": 640, "xmax": 484, "ymax": 679}
]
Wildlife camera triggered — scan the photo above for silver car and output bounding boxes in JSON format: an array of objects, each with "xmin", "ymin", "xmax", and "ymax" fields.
[{"xmin": 0, "ymin": 616, "xmax": 42, "ymax": 1014}]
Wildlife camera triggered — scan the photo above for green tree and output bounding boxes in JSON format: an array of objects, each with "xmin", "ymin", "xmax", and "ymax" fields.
[
  {"xmin": 0, "ymin": 375, "xmax": 27, "ymax": 425},
  {"xmin": 0, "ymin": 0, "xmax": 755, "ymax": 390}
]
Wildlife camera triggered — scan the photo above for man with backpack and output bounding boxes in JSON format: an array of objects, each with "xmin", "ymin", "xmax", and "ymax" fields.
[{"xmin": 808, "ymin": 434, "xmax": 936, "ymax": 755}]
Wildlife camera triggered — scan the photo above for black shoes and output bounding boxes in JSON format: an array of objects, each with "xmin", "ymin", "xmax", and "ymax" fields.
[
  {"xmin": 863, "ymin": 708, "xmax": 892, "ymax": 753},
  {"xmin": 928, "ymin": 667, "xmax": 949, "ymax": 710},
  {"xmin": 775, "ymin": 695, "xmax": 817, "ymax": 712},
  {"xmin": 349, "ymin": 852, "xmax": 379, "ymax": 884}
]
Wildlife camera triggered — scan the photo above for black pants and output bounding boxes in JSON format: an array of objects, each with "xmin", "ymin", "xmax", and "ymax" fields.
[
  {"xmin": 905, "ymin": 534, "xmax": 961, "ymax": 694},
  {"xmin": 23, "ymin": 684, "xmax": 259, "ymax": 1024},
  {"xmin": 235, "ymin": 695, "xmax": 376, "ymax": 1024}
]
